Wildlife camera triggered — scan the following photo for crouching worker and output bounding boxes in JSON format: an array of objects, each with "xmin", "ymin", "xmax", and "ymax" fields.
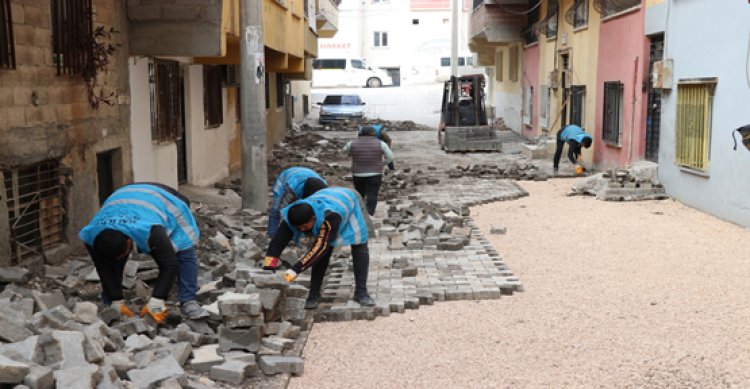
[
  {"xmin": 79, "ymin": 183, "xmax": 208, "ymax": 324},
  {"xmin": 268, "ymin": 167, "xmax": 328, "ymax": 238},
  {"xmin": 553, "ymin": 124, "xmax": 593, "ymax": 175},
  {"xmin": 262, "ymin": 187, "xmax": 375, "ymax": 309}
]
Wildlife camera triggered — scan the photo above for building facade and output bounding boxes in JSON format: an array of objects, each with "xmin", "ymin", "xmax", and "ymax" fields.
[{"xmin": 0, "ymin": 0, "xmax": 132, "ymax": 265}]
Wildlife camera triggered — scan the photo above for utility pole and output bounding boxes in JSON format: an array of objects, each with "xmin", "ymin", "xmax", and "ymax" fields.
[
  {"xmin": 240, "ymin": 0, "xmax": 269, "ymax": 210},
  {"xmin": 450, "ymin": 0, "xmax": 459, "ymax": 76}
]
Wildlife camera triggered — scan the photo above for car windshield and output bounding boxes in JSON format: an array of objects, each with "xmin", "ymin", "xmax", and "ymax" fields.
[{"xmin": 323, "ymin": 95, "xmax": 361, "ymax": 105}]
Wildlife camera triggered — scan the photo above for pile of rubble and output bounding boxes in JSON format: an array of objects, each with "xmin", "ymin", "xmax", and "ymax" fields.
[
  {"xmin": 381, "ymin": 198, "xmax": 474, "ymax": 251},
  {"xmin": 313, "ymin": 118, "xmax": 434, "ymax": 132},
  {"xmin": 571, "ymin": 161, "xmax": 668, "ymax": 201},
  {"xmin": 446, "ymin": 161, "xmax": 549, "ymax": 181}
]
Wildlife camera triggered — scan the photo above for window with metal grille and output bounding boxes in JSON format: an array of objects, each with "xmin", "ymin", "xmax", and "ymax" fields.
[
  {"xmin": 521, "ymin": 3, "xmax": 540, "ymax": 44},
  {"xmin": 569, "ymin": 85, "xmax": 585, "ymax": 127},
  {"xmin": 675, "ymin": 80, "xmax": 716, "ymax": 171},
  {"xmin": 3, "ymin": 159, "xmax": 64, "ymax": 263},
  {"xmin": 275, "ymin": 74, "xmax": 284, "ymax": 108},
  {"xmin": 523, "ymin": 86, "xmax": 533, "ymax": 126},
  {"xmin": 602, "ymin": 81, "xmax": 623, "ymax": 145},
  {"xmin": 472, "ymin": 0, "xmax": 482, "ymax": 10},
  {"xmin": 540, "ymin": 85, "xmax": 550, "ymax": 129},
  {"xmin": 565, "ymin": 0, "xmax": 588, "ymax": 28},
  {"xmin": 0, "ymin": 0, "xmax": 15, "ymax": 69},
  {"xmin": 594, "ymin": 0, "xmax": 639, "ymax": 17},
  {"xmin": 149, "ymin": 59, "xmax": 181, "ymax": 143},
  {"xmin": 51, "ymin": 0, "xmax": 93, "ymax": 76},
  {"xmin": 203, "ymin": 65, "xmax": 223, "ymax": 128}
]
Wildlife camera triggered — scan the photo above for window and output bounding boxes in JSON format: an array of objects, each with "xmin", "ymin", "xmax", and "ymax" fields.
[
  {"xmin": 275, "ymin": 74, "xmax": 284, "ymax": 108},
  {"xmin": 264, "ymin": 72, "xmax": 270, "ymax": 110},
  {"xmin": 495, "ymin": 50, "xmax": 503, "ymax": 82},
  {"xmin": 566, "ymin": 0, "xmax": 588, "ymax": 28},
  {"xmin": 4, "ymin": 159, "xmax": 64, "ymax": 263},
  {"xmin": 440, "ymin": 57, "xmax": 450, "ymax": 67},
  {"xmin": 0, "ymin": 0, "xmax": 15, "ymax": 69},
  {"xmin": 466, "ymin": 57, "xmax": 474, "ymax": 66},
  {"xmin": 149, "ymin": 59, "xmax": 181, "ymax": 143},
  {"xmin": 602, "ymin": 81, "xmax": 624, "ymax": 145},
  {"xmin": 544, "ymin": 0, "xmax": 558, "ymax": 38},
  {"xmin": 203, "ymin": 65, "xmax": 223, "ymax": 128},
  {"xmin": 595, "ymin": 0, "xmax": 640, "ymax": 17},
  {"xmin": 351, "ymin": 59, "xmax": 366, "ymax": 69},
  {"xmin": 323, "ymin": 95, "xmax": 361, "ymax": 105},
  {"xmin": 540, "ymin": 85, "xmax": 550, "ymax": 128},
  {"xmin": 313, "ymin": 59, "xmax": 346, "ymax": 70},
  {"xmin": 523, "ymin": 86, "xmax": 533, "ymax": 126},
  {"xmin": 569, "ymin": 85, "xmax": 585, "ymax": 127},
  {"xmin": 373, "ymin": 31, "xmax": 388, "ymax": 47},
  {"xmin": 509, "ymin": 46, "xmax": 519, "ymax": 82},
  {"xmin": 521, "ymin": 3, "xmax": 540, "ymax": 44},
  {"xmin": 675, "ymin": 80, "xmax": 716, "ymax": 171},
  {"xmin": 412, "ymin": 19, "xmax": 419, "ymax": 25},
  {"xmin": 372, "ymin": 0, "xmax": 388, "ymax": 3},
  {"xmin": 51, "ymin": 0, "xmax": 93, "ymax": 75}
]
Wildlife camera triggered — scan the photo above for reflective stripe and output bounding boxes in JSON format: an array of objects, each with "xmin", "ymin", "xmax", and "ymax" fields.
[
  {"xmin": 118, "ymin": 187, "xmax": 199, "ymax": 245},
  {"xmin": 103, "ymin": 199, "xmax": 168, "ymax": 221},
  {"xmin": 337, "ymin": 189, "xmax": 363, "ymax": 243}
]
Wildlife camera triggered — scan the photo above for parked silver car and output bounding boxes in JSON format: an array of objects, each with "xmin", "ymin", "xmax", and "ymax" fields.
[{"xmin": 318, "ymin": 95, "xmax": 366, "ymax": 124}]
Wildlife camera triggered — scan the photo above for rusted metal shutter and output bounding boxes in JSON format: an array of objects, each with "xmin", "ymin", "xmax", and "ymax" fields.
[
  {"xmin": 155, "ymin": 59, "xmax": 181, "ymax": 143},
  {"xmin": 203, "ymin": 65, "xmax": 224, "ymax": 128}
]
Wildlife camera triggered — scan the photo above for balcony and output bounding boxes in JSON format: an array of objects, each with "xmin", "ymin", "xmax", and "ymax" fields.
[
  {"xmin": 316, "ymin": 0, "xmax": 339, "ymax": 38},
  {"xmin": 469, "ymin": 1, "xmax": 529, "ymax": 50},
  {"xmin": 128, "ymin": 0, "xmax": 238, "ymax": 58}
]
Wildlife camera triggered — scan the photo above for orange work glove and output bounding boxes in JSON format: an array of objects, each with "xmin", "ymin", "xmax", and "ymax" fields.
[
  {"xmin": 111, "ymin": 300, "xmax": 135, "ymax": 318},
  {"xmin": 140, "ymin": 298, "xmax": 168, "ymax": 325}
]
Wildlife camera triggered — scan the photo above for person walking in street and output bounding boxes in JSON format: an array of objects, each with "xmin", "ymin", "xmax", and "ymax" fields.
[
  {"xmin": 346, "ymin": 126, "xmax": 394, "ymax": 216},
  {"xmin": 553, "ymin": 124, "xmax": 593, "ymax": 175},
  {"xmin": 360, "ymin": 121, "xmax": 395, "ymax": 170},
  {"xmin": 268, "ymin": 167, "xmax": 328, "ymax": 238},
  {"xmin": 79, "ymin": 183, "xmax": 208, "ymax": 324},
  {"xmin": 262, "ymin": 187, "xmax": 375, "ymax": 309}
]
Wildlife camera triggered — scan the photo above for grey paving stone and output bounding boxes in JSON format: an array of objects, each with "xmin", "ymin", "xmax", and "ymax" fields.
[
  {"xmin": 188, "ymin": 345, "xmax": 224, "ymax": 373},
  {"xmin": 0, "ymin": 354, "xmax": 29, "ymax": 384},
  {"xmin": 23, "ymin": 365, "xmax": 53, "ymax": 389},
  {"xmin": 210, "ymin": 360, "xmax": 255, "ymax": 385},
  {"xmin": 127, "ymin": 356, "xmax": 184, "ymax": 389},
  {"xmin": 53, "ymin": 364, "xmax": 100, "ymax": 389},
  {"xmin": 258, "ymin": 355, "xmax": 303, "ymax": 376},
  {"xmin": 218, "ymin": 325, "xmax": 261, "ymax": 353}
]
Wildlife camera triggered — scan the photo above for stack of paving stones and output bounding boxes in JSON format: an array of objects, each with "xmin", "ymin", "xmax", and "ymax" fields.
[
  {"xmin": 447, "ymin": 161, "xmax": 549, "ymax": 181},
  {"xmin": 571, "ymin": 161, "xmax": 668, "ymax": 201}
]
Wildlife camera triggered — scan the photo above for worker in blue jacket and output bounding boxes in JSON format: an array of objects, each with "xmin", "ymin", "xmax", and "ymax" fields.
[
  {"xmin": 79, "ymin": 183, "xmax": 208, "ymax": 324},
  {"xmin": 553, "ymin": 124, "xmax": 593, "ymax": 174},
  {"xmin": 268, "ymin": 167, "xmax": 328, "ymax": 238},
  {"xmin": 262, "ymin": 187, "xmax": 375, "ymax": 309}
]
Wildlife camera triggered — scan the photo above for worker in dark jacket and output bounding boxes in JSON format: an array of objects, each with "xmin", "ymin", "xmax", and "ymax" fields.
[
  {"xmin": 553, "ymin": 124, "xmax": 593, "ymax": 175},
  {"xmin": 79, "ymin": 183, "xmax": 208, "ymax": 324},
  {"xmin": 345, "ymin": 126, "xmax": 394, "ymax": 216},
  {"xmin": 359, "ymin": 122, "xmax": 395, "ymax": 170},
  {"xmin": 268, "ymin": 167, "xmax": 327, "ymax": 238},
  {"xmin": 262, "ymin": 187, "xmax": 375, "ymax": 309}
]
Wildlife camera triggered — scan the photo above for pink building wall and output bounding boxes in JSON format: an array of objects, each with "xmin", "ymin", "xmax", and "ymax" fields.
[
  {"xmin": 522, "ymin": 44, "xmax": 540, "ymax": 138},
  {"xmin": 594, "ymin": 7, "xmax": 650, "ymax": 169}
]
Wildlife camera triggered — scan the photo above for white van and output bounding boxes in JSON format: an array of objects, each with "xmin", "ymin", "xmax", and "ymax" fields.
[{"xmin": 312, "ymin": 58, "xmax": 394, "ymax": 88}]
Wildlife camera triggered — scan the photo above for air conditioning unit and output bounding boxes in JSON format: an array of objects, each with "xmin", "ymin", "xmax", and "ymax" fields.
[
  {"xmin": 549, "ymin": 69, "xmax": 560, "ymax": 89},
  {"xmin": 223, "ymin": 64, "xmax": 239, "ymax": 87}
]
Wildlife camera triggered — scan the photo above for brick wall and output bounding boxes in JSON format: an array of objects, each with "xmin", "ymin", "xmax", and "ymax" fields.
[{"xmin": 0, "ymin": 0, "xmax": 132, "ymax": 265}]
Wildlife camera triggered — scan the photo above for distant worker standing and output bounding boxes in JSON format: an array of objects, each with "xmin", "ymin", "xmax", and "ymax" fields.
[
  {"xmin": 553, "ymin": 124, "xmax": 593, "ymax": 175},
  {"xmin": 346, "ymin": 126, "xmax": 394, "ymax": 216},
  {"xmin": 268, "ymin": 167, "xmax": 328, "ymax": 238},
  {"xmin": 360, "ymin": 121, "xmax": 395, "ymax": 170}
]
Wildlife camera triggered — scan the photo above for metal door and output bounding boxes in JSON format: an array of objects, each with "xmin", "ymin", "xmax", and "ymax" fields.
[{"xmin": 645, "ymin": 36, "xmax": 664, "ymax": 162}]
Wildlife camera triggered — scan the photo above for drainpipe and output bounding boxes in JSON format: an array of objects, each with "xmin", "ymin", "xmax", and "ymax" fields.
[
  {"xmin": 629, "ymin": 56, "xmax": 639, "ymax": 165},
  {"xmin": 486, "ymin": 67, "xmax": 495, "ymax": 121}
]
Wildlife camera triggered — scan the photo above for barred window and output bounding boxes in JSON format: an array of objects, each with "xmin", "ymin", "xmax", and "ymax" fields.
[
  {"xmin": 544, "ymin": 0, "xmax": 558, "ymax": 38},
  {"xmin": 595, "ymin": 0, "xmax": 640, "ymax": 18},
  {"xmin": 0, "ymin": 0, "xmax": 15, "ymax": 69},
  {"xmin": 565, "ymin": 0, "xmax": 588, "ymax": 28},
  {"xmin": 203, "ymin": 65, "xmax": 223, "ymax": 128},
  {"xmin": 51, "ymin": 0, "xmax": 93, "ymax": 75},
  {"xmin": 675, "ymin": 80, "xmax": 716, "ymax": 171},
  {"xmin": 602, "ymin": 81, "xmax": 624, "ymax": 145},
  {"xmin": 3, "ymin": 159, "xmax": 64, "ymax": 263},
  {"xmin": 149, "ymin": 59, "xmax": 182, "ymax": 143},
  {"xmin": 569, "ymin": 85, "xmax": 586, "ymax": 127}
]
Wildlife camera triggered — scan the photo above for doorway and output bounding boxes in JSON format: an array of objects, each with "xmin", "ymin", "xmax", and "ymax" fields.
[
  {"xmin": 176, "ymin": 68, "xmax": 188, "ymax": 184},
  {"xmin": 645, "ymin": 35, "xmax": 664, "ymax": 162}
]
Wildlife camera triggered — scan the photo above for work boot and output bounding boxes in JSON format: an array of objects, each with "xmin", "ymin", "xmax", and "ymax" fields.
[
  {"xmin": 304, "ymin": 294, "xmax": 321, "ymax": 310},
  {"xmin": 180, "ymin": 300, "xmax": 209, "ymax": 319},
  {"xmin": 353, "ymin": 292, "xmax": 375, "ymax": 307}
]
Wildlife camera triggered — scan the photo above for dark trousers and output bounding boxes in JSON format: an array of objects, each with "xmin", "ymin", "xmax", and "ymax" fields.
[
  {"xmin": 309, "ymin": 243, "xmax": 370, "ymax": 299},
  {"xmin": 553, "ymin": 129, "xmax": 565, "ymax": 170},
  {"xmin": 353, "ymin": 175, "xmax": 382, "ymax": 216}
]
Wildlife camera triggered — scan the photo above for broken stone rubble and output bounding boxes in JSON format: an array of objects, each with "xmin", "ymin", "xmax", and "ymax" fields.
[{"xmin": 570, "ymin": 161, "xmax": 668, "ymax": 201}]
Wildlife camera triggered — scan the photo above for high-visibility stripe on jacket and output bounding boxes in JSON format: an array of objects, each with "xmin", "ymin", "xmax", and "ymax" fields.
[
  {"xmin": 281, "ymin": 187, "xmax": 369, "ymax": 247},
  {"xmin": 268, "ymin": 167, "xmax": 327, "ymax": 237},
  {"xmin": 79, "ymin": 184, "xmax": 199, "ymax": 253}
]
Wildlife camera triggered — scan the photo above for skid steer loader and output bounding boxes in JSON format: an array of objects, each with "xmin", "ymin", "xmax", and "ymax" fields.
[{"xmin": 438, "ymin": 74, "xmax": 502, "ymax": 152}]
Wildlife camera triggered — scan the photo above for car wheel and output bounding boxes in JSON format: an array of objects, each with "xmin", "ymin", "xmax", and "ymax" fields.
[{"xmin": 367, "ymin": 77, "xmax": 382, "ymax": 88}]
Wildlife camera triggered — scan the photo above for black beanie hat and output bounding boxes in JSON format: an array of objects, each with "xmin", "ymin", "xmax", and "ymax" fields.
[
  {"xmin": 302, "ymin": 178, "xmax": 327, "ymax": 198},
  {"xmin": 287, "ymin": 203, "xmax": 314, "ymax": 226}
]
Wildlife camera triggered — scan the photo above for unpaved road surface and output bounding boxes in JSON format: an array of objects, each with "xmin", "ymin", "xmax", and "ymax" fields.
[{"xmin": 289, "ymin": 179, "xmax": 750, "ymax": 388}]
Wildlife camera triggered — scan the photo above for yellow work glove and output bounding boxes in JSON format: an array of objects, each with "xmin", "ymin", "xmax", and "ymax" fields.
[
  {"xmin": 140, "ymin": 297, "xmax": 168, "ymax": 325},
  {"xmin": 283, "ymin": 269, "xmax": 298, "ymax": 283}
]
